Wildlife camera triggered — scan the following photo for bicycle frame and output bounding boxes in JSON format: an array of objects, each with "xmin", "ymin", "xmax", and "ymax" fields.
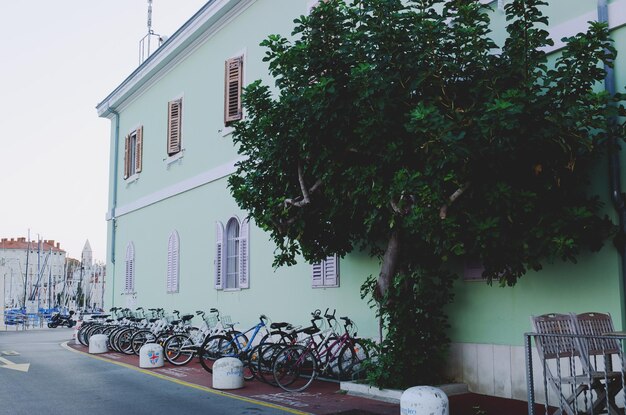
[{"xmin": 227, "ymin": 316, "xmax": 270, "ymax": 354}]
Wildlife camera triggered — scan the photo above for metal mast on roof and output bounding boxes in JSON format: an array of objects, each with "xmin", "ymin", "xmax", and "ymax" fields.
[{"xmin": 139, "ymin": 0, "xmax": 165, "ymax": 65}]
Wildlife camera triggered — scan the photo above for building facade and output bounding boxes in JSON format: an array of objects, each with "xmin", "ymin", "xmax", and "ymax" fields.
[
  {"xmin": 97, "ymin": 0, "xmax": 626, "ymax": 401},
  {"xmin": 0, "ymin": 237, "xmax": 66, "ymax": 309}
]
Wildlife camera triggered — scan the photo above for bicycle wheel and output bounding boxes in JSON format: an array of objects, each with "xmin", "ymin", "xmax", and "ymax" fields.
[
  {"xmin": 256, "ymin": 343, "xmax": 285, "ymax": 385},
  {"xmin": 198, "ymin": 335, "xmax": 237, "ymax": 373},
  {"xmin": 242, "ymin": 347, "xmax": 261, "ymax": 381},
  {"xmin": 117, "ymin": 329, "xmax": 136, "ymax": 355},
  {"xmin": 131, "ymin": 330, "xmax": 156, "ymax": 355},
  {"xmin": 338, "ymin": 339, "xmax": 369, "ymax": 380},
  {"xmin": 164, "ymin": 334, "xmax": 196, "ymax": 366},
  {"xmin": 272, "ymin": 345, "xmax": 317, "ymax": 392}
]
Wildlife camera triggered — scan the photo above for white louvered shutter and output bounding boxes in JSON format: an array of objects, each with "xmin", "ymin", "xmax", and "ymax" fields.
[
  {"xmin": 125, "ymin": 243, "xmax": 135, "ymax": 293},
  {"xmin": 215, "ymin": 222, "xmax": 225, "ymax": 290},
  {"xmin": 135, "ymin": 126, "xmax": 143, "ymax": 173},
  {"xmin": 167, "ymin": 231, "xmax": 179, "ymax": 293},
  {"xmin": 323, "ymin": 255, "xmax": 339, "ymax": 287},
  {"xmin": 238, "ymin": 218, "xmax": 249, "ymax": 289},
  {"xmin": 167, "ymin": 99, "xmax": 182, "ymax": 155},
  {"xmin": 123, "ymin": 134, "xmax": 131, "ymax": 179},
  {"xmin": 312, "ymin": 262, "xmax": 323, "ymax": 287},
  {"xmin": 312, "ymin": 255, "xmax": 339, "ymax": 288}
]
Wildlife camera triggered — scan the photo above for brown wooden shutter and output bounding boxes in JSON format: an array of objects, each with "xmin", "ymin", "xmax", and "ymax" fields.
[
  {"xmin": 135, "ymin": 127, "xmax": 143, "ymax": 173},
  {"xmin": 123, "ymin": 134, "xmax": 130, "ymax": 179},
  {"xmin": 224, "ymin": 56, "xmax": 243, "ymax": 124},
  {"xmin": 167, "ymin": 99, "xmax": 182, "ymax": 155}
]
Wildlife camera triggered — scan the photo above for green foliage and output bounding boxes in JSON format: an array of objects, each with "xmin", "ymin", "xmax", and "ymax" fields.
[
  {"xmin": 361, "ymin": 267, "xmax": 454, "ymax": 388},
  {"xmin": 229, "ymin": 0, "xmax": 625, "ymax": 388}
]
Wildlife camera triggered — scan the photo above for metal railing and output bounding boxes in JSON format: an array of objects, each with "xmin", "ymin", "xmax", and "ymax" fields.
[
  {"xmin": 3, "ymin": 312, "xmax": 46, "ymax": 330},
  {"xmin": 525, "ymin": 332, "xmax": 626, "ymax": 415}
]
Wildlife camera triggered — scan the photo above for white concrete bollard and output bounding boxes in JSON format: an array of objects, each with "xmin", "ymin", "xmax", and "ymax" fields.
[
  {"xmin": 400, "ymin": 386, "xmax": 449, "ymax": 415},
  {"xmin": 73, "ymin": 322, "xmax": 82, "ymax": 345},
  {"xmin": 139, "ymin": 343, "xmax": 164, "ymax": 368},
  {"xmin": 212, "ymin": 357, "xmax": 244, "ymax": 389},
  {"xmin": 89, "ymin": 334, "xmax": 109, "ymax": 354}
]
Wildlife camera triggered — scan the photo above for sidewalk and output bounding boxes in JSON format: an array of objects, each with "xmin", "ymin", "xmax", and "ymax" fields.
[{"xmin": 66, "ymin": 341, "xmax": 538, "ymax": 415}]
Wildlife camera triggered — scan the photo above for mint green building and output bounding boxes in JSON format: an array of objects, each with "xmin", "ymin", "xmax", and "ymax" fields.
[{"xmin": 97, "ymin": 0, "xmax": 626, "ymax": 402}]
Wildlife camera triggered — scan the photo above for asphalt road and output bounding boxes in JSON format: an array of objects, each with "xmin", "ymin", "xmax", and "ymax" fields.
[{"xmin": 0, "ymin": 328, "xmax": 293, "ymax": 415}]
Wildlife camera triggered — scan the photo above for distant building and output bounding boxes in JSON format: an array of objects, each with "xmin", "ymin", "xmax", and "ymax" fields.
[
  {"xmin": 61, "ymin": 240, "xmax": 106, "ymax": 312},
  {"xmin": 0, "ymin": 237, "xmax": 66, "ymax": 309}
]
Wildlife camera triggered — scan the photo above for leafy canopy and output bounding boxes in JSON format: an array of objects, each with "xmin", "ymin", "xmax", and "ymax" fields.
[{"xmin": 230, "ymin": 0, "xmax": 620, "ymax": 285}]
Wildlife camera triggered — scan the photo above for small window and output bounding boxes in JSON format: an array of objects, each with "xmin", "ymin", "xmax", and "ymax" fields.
[
  {"xmin": 124, "ymin": 127, "xmax": 143, "ymax": 179},
  {"xmin": 167, "ymin": 98, "xmax": 182, "ymax": 156},
  {"xmin": 312, "ymin": 255, "xmax": 339, "ymax": 288},
  {"xmin": 125, "ymin": 242, "xmax": 136, "ymax": 293},
  {"xmin": 167, "ymin": 231, "xmax": 180, "ymax": 293},
  {"xmin": 463, "ymin": 259, "xmax": 486, "ymax": 281},
  {"xmin": 215, "ymin": 217, "xmax": 249, "ymax": 290},
  {"xmin": 224, "ymin": 56, "xmax": 243, "ymax": 124}
]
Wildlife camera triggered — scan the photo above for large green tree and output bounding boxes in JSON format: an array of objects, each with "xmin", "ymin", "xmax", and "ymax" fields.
[{"xmin": 229, "ymin": 0, "xmax": 624, "ymax": 387}]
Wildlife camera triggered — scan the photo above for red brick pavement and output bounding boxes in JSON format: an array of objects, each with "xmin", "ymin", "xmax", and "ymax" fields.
[{"xmin": 66, "ymin": 342, "xmax": 541, "ymax": 415}]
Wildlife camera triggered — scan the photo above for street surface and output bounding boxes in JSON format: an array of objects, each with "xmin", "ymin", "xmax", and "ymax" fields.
[{"xmin": 0, "ymin": 328, "xmax": 293, "ymax": 415}]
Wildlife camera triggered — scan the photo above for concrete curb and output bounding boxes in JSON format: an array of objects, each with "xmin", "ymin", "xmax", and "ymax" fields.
[{"xmin": 340, "ymin": 381, "xmax": 468, "ymax": 404}]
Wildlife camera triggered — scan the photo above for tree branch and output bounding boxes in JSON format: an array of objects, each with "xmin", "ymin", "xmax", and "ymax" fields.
[
  {"xmin": 439, "ymin": 182, "xmax": 471, "ymax": 219},
  {"xmin": 284, "ymin": 162, "xmax": 322, "ymax": 208},
  {"xmin": 375, "ymin": 229, "xmax": 400, "ymax": 301}
]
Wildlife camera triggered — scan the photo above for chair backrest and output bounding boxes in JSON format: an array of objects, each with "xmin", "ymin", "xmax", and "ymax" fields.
[
  {"xmin": 531, "ymin": 313, "xmax": 578, "ymax": 359},
  {"xmin": 572, "ymin": 312, "xmax": 620, "ymax": 355}
]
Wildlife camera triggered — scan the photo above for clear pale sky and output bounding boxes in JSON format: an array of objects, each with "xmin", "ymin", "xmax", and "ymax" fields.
[{"xmin": 0, "ymin": 0, "xmax": 208, "ymax": 261}]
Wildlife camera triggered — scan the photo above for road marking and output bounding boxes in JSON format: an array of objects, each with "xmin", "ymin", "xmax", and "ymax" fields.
[
  {"xmin": 0, "ymin": 356, "xmax": 30, "ymax": 372},
  {"xmin": 250, "ymin": 392, "xmax": 323, "ymax": 408},
  {"xmin": 1, "ymin": 350, "xmax": 20, "ymax": 356},
  {"xmin": 60, "ymin": 342, "xmax": 310, "ymax": 415}
]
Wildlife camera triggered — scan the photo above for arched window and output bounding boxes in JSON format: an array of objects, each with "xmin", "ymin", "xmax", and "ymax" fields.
[
  {"xmin": 125, "ymin": 242, "xmax": 135, "ymax": 293},
  {"xmin": 167, "ymin": 231, "xmax": 180, "ymax": 293},
  {"xmin": 225, "ymin": 218, "xmax": 239, "ymax": 289},
  {"xmin": 215, "ymin": 217, "xmax": 249, "ymax": 290}
]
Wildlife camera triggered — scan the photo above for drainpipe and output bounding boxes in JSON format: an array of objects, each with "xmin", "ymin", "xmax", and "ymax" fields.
[
  {"xmin": 598, "ymin": 0, "xmax": 626, "ymax": 328},
  {"xmin": 109, "ymin": 108, "xmax": 121, "ymax": 309}
]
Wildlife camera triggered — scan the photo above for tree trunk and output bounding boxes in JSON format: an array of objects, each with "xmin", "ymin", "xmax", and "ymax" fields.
[{"xmin": 375, "ymin": 230, "xmax": 400, "ymax": 300}]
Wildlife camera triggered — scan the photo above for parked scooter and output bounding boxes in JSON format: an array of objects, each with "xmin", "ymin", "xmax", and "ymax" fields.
[{"xmin": 47, "ymin": 310, "xmax": 76, "ymax": 328}]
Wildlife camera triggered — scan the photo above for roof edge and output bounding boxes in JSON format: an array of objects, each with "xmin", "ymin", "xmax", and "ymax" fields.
[{"xmin": 96, "ymin": 0, "xmax": 245, "ymax": 117}]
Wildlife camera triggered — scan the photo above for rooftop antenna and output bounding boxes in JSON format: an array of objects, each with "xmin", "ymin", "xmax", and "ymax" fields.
[{"xmin": 139, "ymin": 0, "xmax": 165, "ymax": 65}]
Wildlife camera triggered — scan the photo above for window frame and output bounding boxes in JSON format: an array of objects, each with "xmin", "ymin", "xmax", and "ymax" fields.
[
  {"xmin": 215, "ymin": 216, "xmax": 250, "ymax": 291},
  {"xmin": 224, "ymin": 53, "xmax": 245, "ymax": 126},
  {"xmin": 312, "ymin": 255, "xmax": 339, "ymax": 288},
  {"xmin": 463, "ymin": 259, "xmax": 487, "ymax": 282},
  {"xmin": 123, "ymin": 126, "xmax": 143, "ymax": 180},
  {"xmin": 167, "ymin": 97, "xmax": 183, "ymax": 157}
]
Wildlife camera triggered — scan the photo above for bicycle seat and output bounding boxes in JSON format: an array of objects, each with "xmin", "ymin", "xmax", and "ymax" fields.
[
  {"xmin": 171, "ymin": 320, "xmax": 181, "ymax": 325},
  {"xmin": 149, "ymin": 318, "xmax": 157, "ymax": 323},
  {"xmin": 270, "ymin": 322, "xmax": 289, "ymax": 329},
  {"xmin": 182, "ymin": 314, "xmax": 194, "ymax": 321},
  {"xmin": 302, "ymin": 326, "xmax": 320, "ymax": 335}
]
